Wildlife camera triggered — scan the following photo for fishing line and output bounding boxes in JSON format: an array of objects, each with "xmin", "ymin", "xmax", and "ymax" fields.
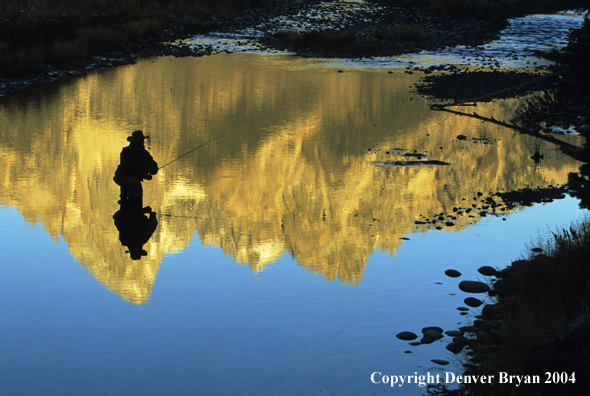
[
  {"xmin": 160, "ymin": 133, "xmax": 226, "ymax": 169},
  {"xmin": 162, "ymin": 214, "xmax": 200, "ymax": 219}
]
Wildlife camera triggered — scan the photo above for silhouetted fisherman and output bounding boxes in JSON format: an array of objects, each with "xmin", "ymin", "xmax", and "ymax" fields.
[{"xmin": 113, "ymin": 130, "xmax": 159, "ymax": 211}]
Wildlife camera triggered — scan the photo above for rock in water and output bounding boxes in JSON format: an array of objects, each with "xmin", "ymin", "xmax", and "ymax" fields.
[
  {"xmin": 445, "ymin": 269, "xmax": 462, "ymax": 278},
  {"xmin": 477, "ymin": 266, "xmax": 497, "ymax": 276},
  {"xmin": 446, "ymin": 341, "xmax": 465, "ymax": 354},
  {"xmin": 431, "ymin": 359, "xmax": 450, "ymax": 365},
  {"xmin": 464, "ymin": 297, "xmax": 483, "ymax": 307},
  {"xmin": 422, "ymin": 326, "xmax": 444, "ymax": 334},
  {"xmin": 423, "ymin": 330, "xmax": 444, "ymax": 340},
  {"xmin": 396, "ymin": 331, "xmax": 418, "ymax": 341},
  {"xmin": 459, "ymin": 280, "xmax": 490, "ymax": 293},
  {"xmin": 421, "ymin": 329, "xmax": 444, "ymax": 344}
]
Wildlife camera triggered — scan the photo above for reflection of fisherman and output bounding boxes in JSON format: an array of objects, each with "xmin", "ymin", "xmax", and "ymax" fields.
[
  {"xmin": 113, "ymin": 130, "xmax": 159, "ymax": 210},
  {"xmin": 113, "ymin": 206, "xmax": 158, "ymax": 260}
]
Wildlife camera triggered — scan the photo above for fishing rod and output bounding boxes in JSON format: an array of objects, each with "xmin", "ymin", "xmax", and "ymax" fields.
[{"xmin": 160, "ymin": 133, "xmax": 226, "ymax": 169}]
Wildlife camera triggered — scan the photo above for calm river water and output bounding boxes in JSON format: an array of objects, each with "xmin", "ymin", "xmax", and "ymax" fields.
[{"xmin": 0, "ymin": 53, "xmax": 586, "ymax": 395}]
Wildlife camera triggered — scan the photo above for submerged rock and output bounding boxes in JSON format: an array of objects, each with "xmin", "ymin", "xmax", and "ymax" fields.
[
  {"xmin": 403, "ymin": 152, "xmax": 427, "ymax": 159},
  {"xmin": 431, "ymin": 359, "xmax": 450, "ymax": 366}
]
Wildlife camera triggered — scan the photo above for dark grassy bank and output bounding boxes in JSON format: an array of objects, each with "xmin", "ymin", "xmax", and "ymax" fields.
[
  {"xmin": 560, "ymin": 17, "xmax": 590, "ymax": 209},
  {"xmin": 443, "ymin": 216, "xmax": 590, "ymax": 396},
  {"xmin": 2, "ymin": 0, "xmax": 589, "ymax": 76},
  {"xmin": 269, "ymin": 0, "xmax": 589, "ymax": 58},
  {"xmin": 0, "ymin": 0, "xmax": 269, "ymax": 75},
  {"xmin": 386, "ymin": 0, "xmax": 590, "ymax": 20},
  {"xmin": 437, "ymin": 22, "xmax": 590, "ymax": 391},
  {"xmin": 416, "ymin": 15, "xmax": 589, "ymax": 396},
  {"xmin": 524, "ymin": 16, "xmax": 590, "ymax": 209}
]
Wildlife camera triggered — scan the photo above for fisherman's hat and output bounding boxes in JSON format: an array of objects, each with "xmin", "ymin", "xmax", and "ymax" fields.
[{"xmin": 127, "ymin": 130, "xmax": 149, "ymax": 142}]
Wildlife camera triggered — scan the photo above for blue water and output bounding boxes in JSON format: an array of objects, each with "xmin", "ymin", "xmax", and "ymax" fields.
[{"xmin": 1, "ymin": 195, "xmax": 586, "ymax": 396}]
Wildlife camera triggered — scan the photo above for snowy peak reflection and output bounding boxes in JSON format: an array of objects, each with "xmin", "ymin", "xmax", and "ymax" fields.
[{"xmin": 0, "ymin": 54, "xmax": 584, "ymax": 302}]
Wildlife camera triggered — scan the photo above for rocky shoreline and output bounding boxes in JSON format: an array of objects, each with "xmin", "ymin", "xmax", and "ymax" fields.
[
  {"xmin": 395, "ymin": 204, "xmax": 590, "ymax": 396},
  {"xmin": 1, "ymin": 0, "xmax": 510, "ymax": 94}
]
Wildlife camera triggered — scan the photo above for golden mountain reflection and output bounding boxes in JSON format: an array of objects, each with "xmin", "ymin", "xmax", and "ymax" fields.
[{"xmin": 0, "ymin": 54, "xmax": 583, "ymax": 302}]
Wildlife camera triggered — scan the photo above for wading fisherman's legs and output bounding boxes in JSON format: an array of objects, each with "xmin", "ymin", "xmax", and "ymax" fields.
[{"xmin": 113, "ymin": 175, "xmax": 143, "ymax": 204}]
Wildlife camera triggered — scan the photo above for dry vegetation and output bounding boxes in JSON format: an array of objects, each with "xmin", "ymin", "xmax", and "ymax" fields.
[
  {"xmin": 386, "ymin": 0, "xmax": 589, "ymax": 20},
  {"xmin": 1, "ymin": 0, "xmax": 588, "ymax": 75},
  {"xmin": 0, "ymin": 0, "xmax": 269, "ymax": 75},
  {"xmin": 456, "ymin": 217, "xmax": 590, "ymax": 396},
  {"xmin": 0, "ymin": 0, "xmax": 257, "ymax": 19}
]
